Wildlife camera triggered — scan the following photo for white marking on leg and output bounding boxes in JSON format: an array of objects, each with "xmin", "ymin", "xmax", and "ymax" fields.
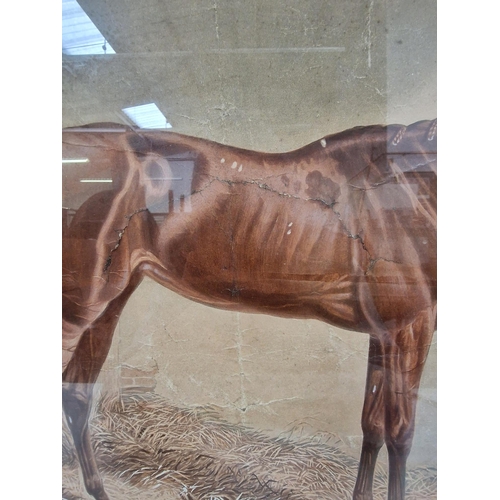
[
  {"xmin": 320, "ymin": 138, "xmax": 327, "ymax": 147},
  {"xmin": 220, "ymin": 158, "xmax": 225, "ymax": 163},
  {"xmin": 238, "ymin": 164, "xmax": 243, "ymax": 172},
  {"xmin": 231, "ymin": 161, "xmax": 237, "ymax": 169}
]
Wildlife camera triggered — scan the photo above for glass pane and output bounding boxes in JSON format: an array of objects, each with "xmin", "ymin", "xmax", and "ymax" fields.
[{"xmin": 63, "ymin": 2, "xmax": 437, "ymax": 499}]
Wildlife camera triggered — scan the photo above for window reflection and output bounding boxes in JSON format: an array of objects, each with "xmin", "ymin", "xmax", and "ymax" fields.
[
  {"xmin": 62, "ymin": 133, "xmax": 196, "ymax": 236},
  {"xmin": 62, "ymin": 0, "xmax": 115, "ymax": 55}
]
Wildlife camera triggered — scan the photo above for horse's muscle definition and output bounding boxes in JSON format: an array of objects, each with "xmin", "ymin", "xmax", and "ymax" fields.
[{"xmin": 62, "ymin": 119, "xmax": 437, "ymax": 500}]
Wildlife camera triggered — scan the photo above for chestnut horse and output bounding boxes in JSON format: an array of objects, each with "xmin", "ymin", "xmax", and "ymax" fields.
[{"xmin": 62, "ymin": 119, "xmax": 436, "ymax": 500}]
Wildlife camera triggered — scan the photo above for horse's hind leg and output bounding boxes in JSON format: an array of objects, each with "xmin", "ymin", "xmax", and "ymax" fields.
[
  {"xmin": 383, "ymin": 309, "xmax": 436, "ymax": 500},
  {"xmin": 62, "ymin": 275, "xmax": 142, "ymax": 500},
  {"xmin": 353, "ymin": 336, "xmax": 386, "ymax": 500}
]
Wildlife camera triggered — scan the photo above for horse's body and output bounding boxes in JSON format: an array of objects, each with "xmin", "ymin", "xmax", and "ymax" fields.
[{"xmin": 62, "ymin": 119, "xmax": 437, "ymax": 500}]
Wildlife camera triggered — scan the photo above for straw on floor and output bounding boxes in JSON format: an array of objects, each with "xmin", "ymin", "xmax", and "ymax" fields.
[{"xmin": 62, "ymin": 393, "xmax": 436, "ymax": 500}]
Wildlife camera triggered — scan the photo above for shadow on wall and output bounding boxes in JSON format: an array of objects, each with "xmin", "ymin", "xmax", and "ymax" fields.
[{"xmin": 62, "ymin": 393, "xmax": 437, "ymax": 500}]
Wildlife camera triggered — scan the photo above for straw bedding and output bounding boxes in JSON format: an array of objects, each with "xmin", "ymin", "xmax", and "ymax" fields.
[{"xmin": 62, "ymin": 393, "xmax": 436, "ymax": 499}]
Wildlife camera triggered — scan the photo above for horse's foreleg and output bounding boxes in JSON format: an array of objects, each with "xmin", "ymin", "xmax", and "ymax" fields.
[
  {"xmin": 353, "ymin": 336, "xmax": 386, "ymax": 500},
  {"xmin": 62, "ymin": 315, "xmax": 117, "ymax": 500},
  {"xmin": 63, "ymin": 274, "xmax": 142, "ymax": 500},
  {"xmin": 383, "ymin": 310, "xmax": 435, "ymax": 500},
  {"xmin": 63, "ymin": 381, "xmax": 109, "ymax": 500}
]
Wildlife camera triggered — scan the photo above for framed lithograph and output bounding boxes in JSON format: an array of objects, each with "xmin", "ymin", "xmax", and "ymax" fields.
[{"xmin": 62, "ymin": 1, "xmax": 436, "ymax": 499}]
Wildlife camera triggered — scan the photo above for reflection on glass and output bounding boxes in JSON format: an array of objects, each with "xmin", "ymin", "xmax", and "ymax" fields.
[
  {"xmin": 122, "ymin": 103, "xmax": 173, "ymax": 129},
  {"xmin": 62, "ymin": 0, "xmax": 115, "ymax": 55},
  {"xmin": 63, "ymin": 120, "xmax": 437, "ymax": 500}
]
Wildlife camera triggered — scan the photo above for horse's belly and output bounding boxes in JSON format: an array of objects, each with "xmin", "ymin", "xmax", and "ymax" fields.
[{"xmin": 155, "ymin": 186, "xmax": 361, "ymax": 323}]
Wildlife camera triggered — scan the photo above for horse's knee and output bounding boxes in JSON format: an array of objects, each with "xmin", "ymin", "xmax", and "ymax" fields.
[
  {"xmin": 63, "ymin": 382, "xmax": 90, "ymax": 408},
  {"xmin": 386, "ymin": 435, "xmax": 412, "ymax": 463},
  {"xmin": 361, "ymin": 415, "xmax": 384, "ymax": 445},
  {"xmin": 360, "ymin": 394, "xmax": 385, "ymax": 448},
  {"xmin": 384, "ymin": 410, "xmax": 416, "ymax": 460},
  {"xmin": 62, "ymin": 383, "xmax": 95, "ymax": 437}
]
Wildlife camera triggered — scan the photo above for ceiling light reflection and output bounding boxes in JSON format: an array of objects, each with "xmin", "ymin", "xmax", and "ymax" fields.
[
  {"xmin": 63, "ymin": 158, "xmax": 89, "ymax": 164},
  {"xmin": 80, "ymin": 179, "xmax": 113, "ymax": 183}
]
